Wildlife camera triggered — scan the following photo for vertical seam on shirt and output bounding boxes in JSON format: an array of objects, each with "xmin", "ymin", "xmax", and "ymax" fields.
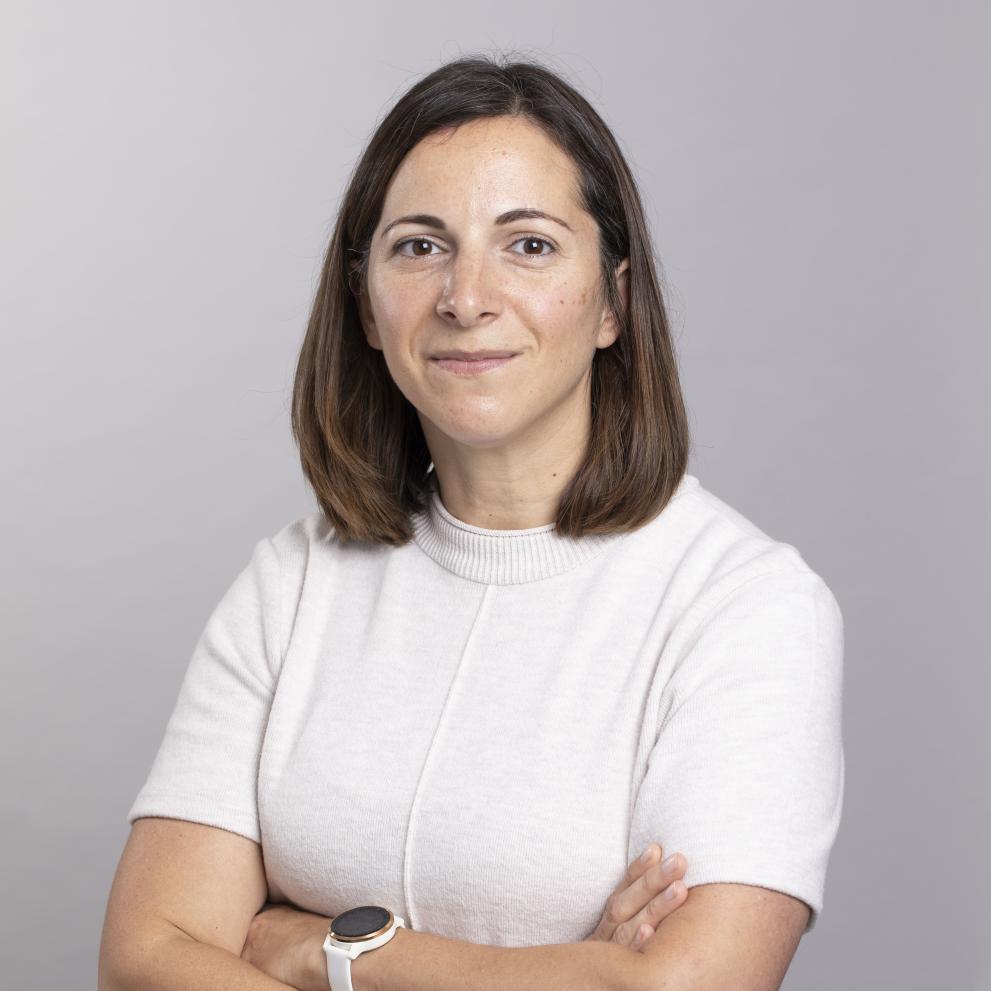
[{"xmin": 400, "ymin": 583, "xmax": 492, "ymax": 930}]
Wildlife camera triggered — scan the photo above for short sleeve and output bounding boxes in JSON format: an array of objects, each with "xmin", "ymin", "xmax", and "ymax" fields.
[
  {"xmin": 126, "ymin": 535, "xmax": 283, "ymax": 845},
  {"xmin": 629, "ymin": 568, "xmax": 845, "ymax": 934}
]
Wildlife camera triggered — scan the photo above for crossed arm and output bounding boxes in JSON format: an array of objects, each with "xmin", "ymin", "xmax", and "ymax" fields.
[
  {"xmin": 247, "ymin": 911, "xmax": 647, "ymax": 991},
  {"xmin": 100, "ymin": 819, "xmax": 809, "ymax": 991},
  {"xmin": 243, "ymin": 882, "xmax": 808, "ymax": 991}
]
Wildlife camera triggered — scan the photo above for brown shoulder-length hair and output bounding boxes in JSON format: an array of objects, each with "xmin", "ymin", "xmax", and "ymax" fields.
[{"xmin": 291, "ymin": 53, "xmax": 691, "ymax": 545}]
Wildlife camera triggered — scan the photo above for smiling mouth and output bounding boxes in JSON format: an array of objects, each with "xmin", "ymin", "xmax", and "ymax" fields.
[{"xmin": 430, "ymin": 355, "xmax": 518, "ymax": 376}]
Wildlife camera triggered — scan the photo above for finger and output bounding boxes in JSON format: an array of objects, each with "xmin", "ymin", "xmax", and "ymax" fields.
[
  {"xmin": 613, "ymin": 844, "xmax": 663, "ymax": 901},
  {"xmin": 622, "ymin": 877, "xmax": 687, "ymax": 947},
  {"xmin": 631, "ymin": 923, "xmax": 653, "ymax": 950},
  {"xmin": 611, "ymin": 853, "xmax": 686, "ymax": 938},
  {"xmin": 588, "ymin": 848, "xmax": 685, "ymax": 944},
  {"xmin": 599, "ymin": 846, "xmax": 664, "ymax": 932}
]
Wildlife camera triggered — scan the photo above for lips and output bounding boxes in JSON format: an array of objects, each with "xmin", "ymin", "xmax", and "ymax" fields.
[
  {"xmin": 430, "ymin": 354, "xmax": 518, "ymax": 376},
  {"xmin": 431, "ymin": 351, "xmax": 517, "ymax": 360}
]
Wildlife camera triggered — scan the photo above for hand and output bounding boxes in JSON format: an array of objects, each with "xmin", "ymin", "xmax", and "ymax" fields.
[
  {"xmin": 242, "ymin": 902, "xmax": 330, "ymax": 991},
  {"xmin": 584, "ymin": 844, "xmax": 688, "ymax": 952}
]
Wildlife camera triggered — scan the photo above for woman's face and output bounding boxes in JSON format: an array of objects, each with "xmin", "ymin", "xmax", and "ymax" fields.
[{"xmin": 357, "ymin": 115, "xmax": 628, "ymax": 458}]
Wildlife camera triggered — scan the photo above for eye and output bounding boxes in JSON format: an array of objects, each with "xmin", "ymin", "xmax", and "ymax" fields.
[
  {"xmin": 393, "ymin": 237, "xmax": 440, "ymax": 258},
  {"xmin": 509, "ymin": 235, "xmax": 556, "ymax": 258}
]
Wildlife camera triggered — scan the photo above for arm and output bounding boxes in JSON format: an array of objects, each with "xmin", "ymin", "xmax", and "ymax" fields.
[
  {"xmin": 625, "ymin": 569, "xmax": 844, "ymax": 988},
  {"xmin": 285, "ymin": 915, "xmax": 650, "ymax": 991},
  {"xmin": 102, "ymin": 933, "xmax": 301, "ymax": 991},
  {"xmin": 288, "ymin": 884, "xmax": 809, "ymax": 991},
  {"xmin": 99, "ymin": 817, "xmax": 295, "ymax": 991},
  {"xmin": 295, "ymin": 883, "xmax": 806, "ymax": 991},
  {"xmin": 361, "ymin": 926, "xmax": 648, "ymax": 991},
  {"xmin": 636, "ymin": 882, "xmax": 810, "ymax": 991},
  {"xmin": 245, "ymin": 875, "xmax": 805, "ymax": 991}
]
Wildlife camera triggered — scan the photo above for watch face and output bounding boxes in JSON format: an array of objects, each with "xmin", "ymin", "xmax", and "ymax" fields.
[{"xmin": 330, "ymin": 905, "xmax": 393, "ymax": 941}]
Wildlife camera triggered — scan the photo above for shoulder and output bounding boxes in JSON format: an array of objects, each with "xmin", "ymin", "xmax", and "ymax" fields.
[
  {"xmin": 258, "ymin": 506, "xmax": 398, "ymax": 597},
  {"xmin": 666, "ymin": 473, "xmax": 810, "ymax": 571},
  {"xmin": 248, "ymin": 512, "xmax": 340, "ymax": 657},
  {"xmin": 263, "ymin": 507, "xmax": 357, "ymax": 561},
  {"xmin": 268, "ymin": 510, "xmax": 336, "ymax": 551},
  {"xmin": 638, "ymin": 474, "xmax": 843, "ymax": 637}
]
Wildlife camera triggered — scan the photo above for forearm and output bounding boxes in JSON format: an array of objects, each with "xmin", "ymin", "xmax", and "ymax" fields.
[
  {"xmin": 102, "ymin": 932, "xmax": 300, "ymax": 991},
  {"xmin": 246, "ymin": 904, "xmax": 652, "ymax": 991},
  {"xmin": 363, "ymin": 926, "xmax": 646, "ymax": 991},
  {"xmin": 297, "ymin": 915, "xmax": 647, "ymax": 991}
]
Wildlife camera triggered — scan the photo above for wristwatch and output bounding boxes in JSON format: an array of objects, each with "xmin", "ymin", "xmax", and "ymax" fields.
[{"xmin": 323, "ymin": 905, "xmax": 406, "ymax": 991}]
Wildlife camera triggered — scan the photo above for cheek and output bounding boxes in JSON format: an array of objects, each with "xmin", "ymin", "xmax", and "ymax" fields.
[
  {"xmin": 367, "ymin": 267, "xmax": 434, "ymax": 336},
  {"xmin": 372, "ymin": 286, "xmax": 423, "ymax": 338},
  {"xmin": 518, "ymin": 285, "xmax": 595, "ymax": 353}
]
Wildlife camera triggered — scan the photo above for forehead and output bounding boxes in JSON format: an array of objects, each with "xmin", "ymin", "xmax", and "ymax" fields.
[{"xmin": 381, "ymin": 116, "xmax": 582, "ymax": 218}]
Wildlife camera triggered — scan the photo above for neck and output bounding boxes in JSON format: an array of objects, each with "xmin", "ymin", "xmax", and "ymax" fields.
[{"xmin": 421, "ymin": 407, "xmax": 591, "ymax": 530}]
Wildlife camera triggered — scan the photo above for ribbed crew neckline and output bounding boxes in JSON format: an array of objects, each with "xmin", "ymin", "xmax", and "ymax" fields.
[{"xmin": 410, "ymin": 471, "xmax": 698, "ymax": 585}]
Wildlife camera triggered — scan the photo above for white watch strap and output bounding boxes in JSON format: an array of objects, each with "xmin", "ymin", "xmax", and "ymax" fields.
[
  {"xmin": 326, "ymin": 946, "xmax": 355, "ymax": 991},
  {"xmin": 324, "ymin": 915, "xmax": 406, "ymax": 991}
]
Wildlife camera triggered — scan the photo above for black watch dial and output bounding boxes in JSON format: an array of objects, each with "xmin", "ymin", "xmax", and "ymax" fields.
[{"xmin": 330, "ymin": 905, "xmax": 392, "ymax": 940}]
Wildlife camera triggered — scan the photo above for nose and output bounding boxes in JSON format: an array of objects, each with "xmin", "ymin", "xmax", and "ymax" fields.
[{"xmin": 435, "ymin": 248, "xmax": 500, "ymax": 327}]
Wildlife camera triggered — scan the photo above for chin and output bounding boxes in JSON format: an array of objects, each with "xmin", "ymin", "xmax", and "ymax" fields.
[
  {"xmin": 425, "ymin": 412, "xmax": 525, "ymax": 449},
  {"xmin": 440, "ymin": 427, "xmax": 519, "ymax": 449}
]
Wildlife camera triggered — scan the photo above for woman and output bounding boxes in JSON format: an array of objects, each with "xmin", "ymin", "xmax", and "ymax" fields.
[{"xmin": 100, "ymin": 55, "xmax": 844, "ymax": 991}]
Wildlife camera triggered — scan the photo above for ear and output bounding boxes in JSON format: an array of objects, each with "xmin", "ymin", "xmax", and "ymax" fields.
[
  {"xmin": 350, "ymin": 260, "xmax": 382, "ymax": 351},
  {"xmin": 596, "ymin": 257, "xmax": 630, "ymax": 349}
]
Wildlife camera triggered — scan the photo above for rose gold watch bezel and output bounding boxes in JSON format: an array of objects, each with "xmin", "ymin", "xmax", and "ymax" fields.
[{"xmin": 327, "ymin": 908, "xmax": 395, "ymax": 943}]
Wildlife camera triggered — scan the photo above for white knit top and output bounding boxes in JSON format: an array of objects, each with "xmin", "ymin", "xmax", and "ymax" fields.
[{"xmin": 128, "ymin": 470, "xmax": 844, "ymax": 941}]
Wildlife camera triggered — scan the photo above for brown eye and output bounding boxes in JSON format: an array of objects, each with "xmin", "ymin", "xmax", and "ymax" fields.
[
  {"xmin": 394, "ymin": 238, "xmax": 438, "ymax": 257},
  {"xmin": 511, "ymin": 236, "xmax": 555, "ymax": 258}
]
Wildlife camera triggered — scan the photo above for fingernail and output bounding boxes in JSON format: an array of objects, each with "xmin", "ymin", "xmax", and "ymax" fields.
[
  {"xmin": 640, "ymin": 846, "xmax": 656, "ymax": 864},
  {"xmin": 665, "ymin": 881, "xmax": 680, "ymax": 900},
  {"xmin": 662, "ymin": 853, "xmax": 678, "ymax": 873}
]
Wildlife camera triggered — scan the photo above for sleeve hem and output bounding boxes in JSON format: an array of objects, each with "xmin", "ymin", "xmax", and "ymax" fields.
[
  {"xmin": 681, "ymin": 862, "xmax": 821, "ymax": 934},
  {"xmin": 127, "ymin": 792, "xmax": 261, "ymax": 845}
]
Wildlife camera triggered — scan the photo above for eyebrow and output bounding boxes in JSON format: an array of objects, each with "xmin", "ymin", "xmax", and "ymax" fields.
[{"xmin": 380, "ymin": 208, "xmax": 573, "ymax": 239}]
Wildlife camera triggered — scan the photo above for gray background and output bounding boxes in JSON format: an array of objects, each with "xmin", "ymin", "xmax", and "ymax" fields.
[{"xmin": 2, "ymin": 2, "xmax": 987, "ymax": 988}]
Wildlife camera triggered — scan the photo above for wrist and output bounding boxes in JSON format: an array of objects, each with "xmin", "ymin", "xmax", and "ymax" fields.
[
  {"xmin": 351, "ymin": 923, "xmax": 410, "ymax": 991},
  {"xmin": 299, "ymin": 914, "xmax": 333, "ymax": 991},
  {"xmin": 302, "ymin": 916, "xmax": 398, "ymax": 991}
]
